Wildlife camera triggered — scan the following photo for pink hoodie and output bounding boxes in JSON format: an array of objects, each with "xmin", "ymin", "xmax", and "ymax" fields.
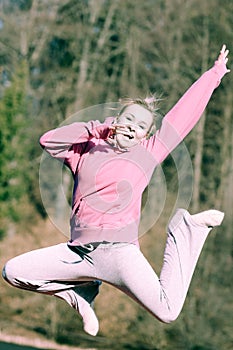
[{"xmin": 40, "ymin": 62, "xmax": 228, "ymax": 246}]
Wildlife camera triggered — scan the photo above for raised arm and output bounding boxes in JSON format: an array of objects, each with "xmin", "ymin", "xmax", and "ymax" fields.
[{"xmin": 143, "ymin": 45, "xmax": 230, "ymax": 164}]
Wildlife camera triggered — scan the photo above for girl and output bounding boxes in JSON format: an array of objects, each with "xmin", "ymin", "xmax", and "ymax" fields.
[{"xmin": 2, "ymin": 45, "xmax": 230, "ymax": 336}]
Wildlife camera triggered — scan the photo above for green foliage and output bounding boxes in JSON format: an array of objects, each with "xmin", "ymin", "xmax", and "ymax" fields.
[
  {"xmin": 0, "ymin": 0, "xmax": 232, "ymax": 349},
  {"xmin": 0, "ymin": 60, "xmax": 28, "ymax": 233}
]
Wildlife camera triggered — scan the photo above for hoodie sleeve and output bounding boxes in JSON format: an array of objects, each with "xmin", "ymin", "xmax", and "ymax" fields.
[
  {"xmin": 142, "ymin": 61, "xmax": 229, "ymax": 164},
  {"xmin": 40, "ymin": 119, "xmax": 112, "ymax": 174}
]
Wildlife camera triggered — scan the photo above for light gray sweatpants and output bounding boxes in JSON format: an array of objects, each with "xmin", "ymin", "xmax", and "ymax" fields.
[{"xmin": 2, "ymin": 209, "xmax": 211, "ymax": 323}]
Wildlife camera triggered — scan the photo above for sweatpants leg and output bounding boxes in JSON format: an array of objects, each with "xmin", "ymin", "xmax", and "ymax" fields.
[
  {"xmin": 159, "ymin": 208, "xmax": 211, "ymax": 320},
  {"xmin": 2, "ymin": 243, "xmax": 101, "ymax": 309},
  {"xmin": 84, "ymin": 209, "xmax": 211, "ymax": 323},
  {"xmin": 2, "ymin": 209, "xmax": 213, "ymax": 325}
]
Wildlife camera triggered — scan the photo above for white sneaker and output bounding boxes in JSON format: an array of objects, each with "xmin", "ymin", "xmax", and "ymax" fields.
[
  {"xmin": 82, "ymin": 304, "xmax": 99, "ymax": 336},
  {"xmin": 191, "ymin": 209, "xmax": 225, "ymax": 227},
  {"xmin": 55, "ymin": 290, "xmax": 99, "ymax": 336}
]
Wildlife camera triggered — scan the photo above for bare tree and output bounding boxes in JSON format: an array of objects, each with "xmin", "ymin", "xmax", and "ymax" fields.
[{"xmin": 191, "ymin": 16, "xmax": 209, "ymax": 212}]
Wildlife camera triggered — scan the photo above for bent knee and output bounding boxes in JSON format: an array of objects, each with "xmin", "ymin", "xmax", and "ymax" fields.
[
  {"xmin": 2, "ymin": 259, "xmax": 19, "ymax": 286},
  {"xmin": 161, "ymin": 314, "xmax": 178, "ymax": 324},
  {"xmin": 156, "ymin": 310, "xmax": 179, "ymax": 324},
  {"xmin": 2, "ymin": 262, "xmax": 11, "ymax": 284},
  {"xmin": 2, "ymin": 264, "xmax": 7, "ymax": 281}
]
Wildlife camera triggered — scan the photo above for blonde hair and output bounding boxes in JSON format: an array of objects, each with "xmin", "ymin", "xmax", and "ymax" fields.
[{"xmin": 118, "ymin": 94, "xmax": 161, "ymax": 134}]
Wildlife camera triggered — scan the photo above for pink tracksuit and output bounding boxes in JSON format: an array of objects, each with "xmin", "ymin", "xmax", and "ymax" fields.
[
  {"xmin": 39, "ymin": 61, "xmax": 227, "ymax": 247},
  {"xmin": 2, "ymin": 61, "xmax": 228, "ymax": 325}
]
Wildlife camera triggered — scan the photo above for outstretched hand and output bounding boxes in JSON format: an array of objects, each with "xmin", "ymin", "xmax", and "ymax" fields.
[{"xmin": 216, "ymin": 44, "xmax": 230, "ymax": 72}]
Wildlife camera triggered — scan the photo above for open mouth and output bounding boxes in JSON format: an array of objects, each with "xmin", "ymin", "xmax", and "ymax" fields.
[
  {"xmin": 123, "ymin": 133, "xmax": 134, "ymax": 139},
  {"xmin": 115, "ymin": 126, "xmax": 135, "ymax": 140}
]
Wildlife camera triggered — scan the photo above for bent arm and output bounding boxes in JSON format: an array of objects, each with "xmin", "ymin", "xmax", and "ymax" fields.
[
  {"xmin": 143, "ymin": 60, "xmax": 229, "ymax": 163},
  {"xmin": 40, "ymin": 119, "xmax": 112, "ymax": 173}
]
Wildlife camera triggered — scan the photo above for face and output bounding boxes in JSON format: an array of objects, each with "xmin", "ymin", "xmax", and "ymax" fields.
[{"xmin": 114, "ymin": 104, "xmax": 154, "ymax": 149}]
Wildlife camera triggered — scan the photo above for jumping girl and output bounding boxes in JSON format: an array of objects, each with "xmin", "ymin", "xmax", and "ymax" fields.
[{"xmin": 2, "ymin": 45, "xmax": 230, "ymax": 336}]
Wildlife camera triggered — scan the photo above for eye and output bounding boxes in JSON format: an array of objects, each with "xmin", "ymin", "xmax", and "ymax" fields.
[
  {"xmin": 126, "ymin": 115, "xmax": 133, "ymax": 121},
  {"xmin": 139, "ymin": 125, "xmax": 146, "ymax": 130}
]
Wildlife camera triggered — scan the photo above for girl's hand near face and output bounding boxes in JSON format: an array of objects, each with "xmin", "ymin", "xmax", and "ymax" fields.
[{"xmin": 109, "ymin": 123, "xmax": 131, "ymax": 136}]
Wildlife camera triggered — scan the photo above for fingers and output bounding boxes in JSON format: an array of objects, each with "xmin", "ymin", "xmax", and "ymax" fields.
[
  {"xmin": 115, "ymin": 129, "xmax": 129, "ymax": 136},
  {"xmin": 220, "ymin": 44, "xmax": 229, "ymax": 57},
  {"xmin": 109, "ymin": 124, "xmax": 128, "ymax": 138},
  {"xmin": 217, "ymin": 44, "xmax": 230, "ymax": 66},
  {"xmin": 110, "ymin": 123, "xmax": 131, "ymax": 131},
  {"xmin": 220, "ymin": 44, "xmax": 226, "ymax": 53}
]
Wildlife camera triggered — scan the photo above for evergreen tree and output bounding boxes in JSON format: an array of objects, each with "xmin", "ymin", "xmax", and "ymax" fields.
[{"xmin": 0, "ymin": 60, "xmax": 28, "ymax": 236}]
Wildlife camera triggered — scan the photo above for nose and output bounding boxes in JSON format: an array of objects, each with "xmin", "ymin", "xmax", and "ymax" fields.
[{"xmin": 128, "ymin": 125, "xmax": 135, "ymax": 132}]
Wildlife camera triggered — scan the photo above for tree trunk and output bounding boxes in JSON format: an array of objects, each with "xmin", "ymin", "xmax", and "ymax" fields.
[
  {"xmin": 54, "ymin": 168, "xmax": 71, "ymax": 237},
  {"xmin": 71, "ymin": 1, "xmax": 113, "ymax": 113},
  {"xmin": 215, "ymin": 90, "xmax": 232, "ymax": 211},
  {"xmin": 191, "ymin": 17, "xmax": 209, "ymax": 212},
  {"xmin": 221, "ymin": 91, "xmax": 233, "ymax": 230},
  {"xmin": 192, "ymin": 113, "xmax": 206, "ymax": 212},
  {"xmin": 87, "ymin": 0, "xmax": 119, "ymax": 85}
]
